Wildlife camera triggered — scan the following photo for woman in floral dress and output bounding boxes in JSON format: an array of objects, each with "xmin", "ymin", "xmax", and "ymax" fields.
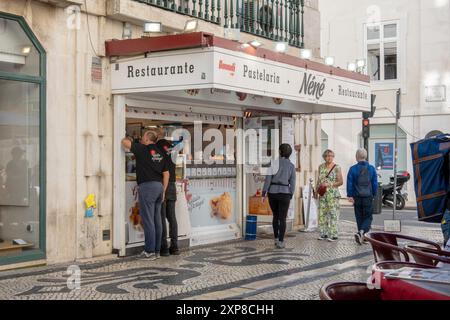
[{"xmin": 316, "ymin": 150, "xmax": 344, "ymax": 242}]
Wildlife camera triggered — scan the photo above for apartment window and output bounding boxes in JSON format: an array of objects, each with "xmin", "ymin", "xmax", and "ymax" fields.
[{"xmin": 366, "ymin": 22, "xmax": 399, "ymax": 82}]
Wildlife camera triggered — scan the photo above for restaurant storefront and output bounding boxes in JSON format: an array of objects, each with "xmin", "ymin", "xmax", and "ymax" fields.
[
  {"xmin": 106, "ymin": 32, "xmax": 371, "ymax": 256},
  {"xmin": 0, "ymin": 12, "xmax": 46, "ymax": 266}
]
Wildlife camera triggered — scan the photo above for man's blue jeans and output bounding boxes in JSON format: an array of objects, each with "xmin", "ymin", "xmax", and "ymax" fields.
[
  {"xmin": 354, "ymin": 197, "xmax": 374, "ymax": 234},
  {"xmin": 138, "ymin": 181, "xmax": 164, "ymax": 254},
  {"xmin": 442, "ymin": 209, "xmax": 450, "ymax": 246}
]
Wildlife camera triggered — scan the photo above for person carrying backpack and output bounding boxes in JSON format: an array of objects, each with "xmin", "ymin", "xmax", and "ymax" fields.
[
  {"xmin": 347, "ymin": 149, "xmax": 378, "ymax": 245},
  {"xmin": 443, "ymin": 154, "xmax": 450, "ymax": 247}
]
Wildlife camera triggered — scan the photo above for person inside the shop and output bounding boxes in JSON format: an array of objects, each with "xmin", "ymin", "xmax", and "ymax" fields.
[
  {"xmin": 156, "ymin": 139, "xmax": 180, "ymax": 256},
  {"xmin": 262, "ymin": 144, "xmax": 296, "ymax": 249},
  {"xmin": 122, "ymin": 131, "xmax": 169, "ymax": 261},
  {"xmin": 315, "ymin": 149, "xmax": 344, "ymax": 242}
]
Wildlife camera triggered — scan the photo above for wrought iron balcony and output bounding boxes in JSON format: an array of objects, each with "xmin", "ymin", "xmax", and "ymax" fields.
[{"xmin": 134, "ymin": 0, "xmax": 305, "ymax": 48}]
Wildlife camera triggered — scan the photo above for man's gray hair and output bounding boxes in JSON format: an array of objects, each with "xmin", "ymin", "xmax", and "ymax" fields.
[{"xmin": 356, "ymin": 148, "xmax": 368, "ymax": 161}]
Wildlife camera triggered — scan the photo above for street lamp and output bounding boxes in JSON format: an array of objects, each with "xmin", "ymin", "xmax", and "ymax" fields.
[{"xmin": 376, "ymin": 91, "xmax": 403, "ymax": 233}]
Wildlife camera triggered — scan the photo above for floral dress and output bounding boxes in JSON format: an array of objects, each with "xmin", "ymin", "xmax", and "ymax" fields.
[{"xmin": 318, "ymin": 164, "xmax": 341, "ymax": 238}]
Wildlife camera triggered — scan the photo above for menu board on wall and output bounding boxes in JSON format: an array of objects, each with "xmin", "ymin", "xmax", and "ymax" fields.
[{"xmin": 126, "ymin": 181, "xmax": 145, "ymax": 245}]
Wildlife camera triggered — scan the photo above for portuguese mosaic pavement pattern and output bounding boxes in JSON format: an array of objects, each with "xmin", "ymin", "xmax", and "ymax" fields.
[{"xmin": 0, "ymin": 221, "xmax": 443, "ymax": 300}]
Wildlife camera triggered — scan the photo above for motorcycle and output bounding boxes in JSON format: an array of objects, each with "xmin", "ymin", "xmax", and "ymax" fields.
[{"xmin": 381, "ymin": 171, "xmax": 410, "ymax": 210}]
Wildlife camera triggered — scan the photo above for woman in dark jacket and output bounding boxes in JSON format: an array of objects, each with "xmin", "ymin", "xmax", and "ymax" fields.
[{"xmin": 262, "ymin": 144, "xmax": 296, "ymax": 249}]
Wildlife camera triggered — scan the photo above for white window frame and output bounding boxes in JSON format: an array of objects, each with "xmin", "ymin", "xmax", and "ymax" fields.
[{"xmin": 364, "ymin": 20, "xmax": 400, "ymax": 85}]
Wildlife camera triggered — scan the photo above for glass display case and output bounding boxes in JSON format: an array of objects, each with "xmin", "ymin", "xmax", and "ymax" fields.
[{"xmin": 175, "ymin": 154, "xmax": 187, "ymax": 181}]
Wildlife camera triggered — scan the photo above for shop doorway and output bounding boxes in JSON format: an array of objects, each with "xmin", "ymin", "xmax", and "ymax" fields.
[{"xmin": 119, "ymin": 105, "xmax": 243, "ymax": 255}]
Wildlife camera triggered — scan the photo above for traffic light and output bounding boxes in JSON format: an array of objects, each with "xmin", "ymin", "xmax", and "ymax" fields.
[
  {"xmin": 363, "ymin": 94, "xmax": 377, "ymax": 119},
  {"xmin": 362, "ymin": 118, "xmax": 370, "ymax": 139}
]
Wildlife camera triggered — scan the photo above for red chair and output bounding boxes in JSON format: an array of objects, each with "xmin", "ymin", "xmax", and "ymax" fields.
[
  {"xmin": 364, "ymin": 232, "xmax": 442, "ymax": 263},
  {"xmin": 374, "ymin": 261, "xmax": 437, "ymax": 271},
  {"xmin": 405, "ymin": 245, "xmax": 450, "ymax": 267},
  {"xmin": 319, "ymin": 282, "xmax": 382, "ymax": 300}
]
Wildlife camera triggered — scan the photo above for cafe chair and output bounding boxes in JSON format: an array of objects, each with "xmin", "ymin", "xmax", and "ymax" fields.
[
  {"xmin": 405, "ymin": 245, "xmax": 450, "ymax": 267},
  {"xmin": 319, "ymin": 282, "xmax": 382, "ymax": 300},
  {"xmin": 373, "ymin": 261, "xmax": 437, "ymax": 271},
  {"xmin": 364, "ymin": 232, "xmax": 442, "ymax": 263}
]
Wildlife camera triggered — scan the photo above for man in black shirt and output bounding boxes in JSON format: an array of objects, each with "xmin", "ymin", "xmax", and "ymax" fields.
[
  {"xmin": 156, "ymin": 139, "xmax": 180, "ymax": 256},
  {"xmin": 122, "ymin": 131, "xmax": 169, "ymax": 260}
]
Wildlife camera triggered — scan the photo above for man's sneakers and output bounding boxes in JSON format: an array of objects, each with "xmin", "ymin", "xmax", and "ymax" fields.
[
  {"xmin": 318, "ymin": 235, "xmax": 328, "ymax": 241},
  {"xmin": 169, "ymin": 247, "xmax": 181, "ymax": 256},
  {"xmin": 327, "ymin": 237, "xmax": 339, "ymax": 242},
  {"xmin": 354, "ymin": 231, "xmax": 365, "ymax": 245},
  {"xmin": 139, "ymin": 251, "xmax": 157, "ymax": 261}
]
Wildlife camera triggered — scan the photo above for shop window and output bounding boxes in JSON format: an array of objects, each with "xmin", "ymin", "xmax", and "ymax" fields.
[
  {"xmin": 365, "ymin": 21, "xmax": 399, "ymax": 82},
  {"xmin": 0, "ymin": 13, "xmax": 45, "ymax": 264}
]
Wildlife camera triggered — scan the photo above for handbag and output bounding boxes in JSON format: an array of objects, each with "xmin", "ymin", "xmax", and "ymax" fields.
[{"xmin": 317, "ymin": 164, "xmax": 336, "ymax": 197}]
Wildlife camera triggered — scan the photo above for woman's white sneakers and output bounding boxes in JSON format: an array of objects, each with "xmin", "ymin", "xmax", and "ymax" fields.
[
  {"xmin": 274, "ymin": 240, "xmax": 286, "ymax": 249},
  {"xmin": 276, "ymin": 241, "xmax": 286, "ymax": 249}
]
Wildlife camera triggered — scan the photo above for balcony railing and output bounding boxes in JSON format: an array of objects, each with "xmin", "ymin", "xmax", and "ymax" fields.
[{"xmin": 134, "ymin": 0, "xmax": 305, "ymax": 48}]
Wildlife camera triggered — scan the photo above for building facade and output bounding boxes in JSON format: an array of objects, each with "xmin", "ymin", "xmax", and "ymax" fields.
[
  {"xmin": 320, "ymin": 0, "xmax": 450, "ymax": 205},
  {"xmin": 0, "ymin": 0, "xmax": 329, "ymax": 269}
]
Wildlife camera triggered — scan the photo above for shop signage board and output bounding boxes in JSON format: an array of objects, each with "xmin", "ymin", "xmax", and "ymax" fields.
[{"xmin": 111, "ymin": 47, "xmax": 371, "ymax": 113}]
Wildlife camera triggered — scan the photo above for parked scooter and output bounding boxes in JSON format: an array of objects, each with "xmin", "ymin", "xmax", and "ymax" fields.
[{"xmin": 381, "ymin": 171, "xmax": 410, "ymax": 210}]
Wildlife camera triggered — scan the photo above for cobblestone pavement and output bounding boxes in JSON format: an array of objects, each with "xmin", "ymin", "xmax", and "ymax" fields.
[{"xmin": 0, "ymin": 221, "xmax": 443, "ymax": 300}]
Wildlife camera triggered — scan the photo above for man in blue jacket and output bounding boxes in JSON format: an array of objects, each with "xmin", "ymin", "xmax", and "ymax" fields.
[
  {"xmin": 347, "ymin": 149, "xmax": 378, "ymax": 245},
  {"xmin": 442, "ymin": 156, "xmax": 450, "ymax": 247}
]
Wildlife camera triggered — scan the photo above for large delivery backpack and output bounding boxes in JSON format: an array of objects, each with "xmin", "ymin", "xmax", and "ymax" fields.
[{"xmin": 411, "ymin": 134, "xmax": 450, "ymax": 223}]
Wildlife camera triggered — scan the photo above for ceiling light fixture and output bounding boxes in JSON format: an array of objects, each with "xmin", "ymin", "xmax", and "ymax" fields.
[
  {"xmin": 248, "ymin": 40, "xmax": 263, "ymax": 48},
  {"xmin": 347, "ymin": 62, "xmax": 357, "ymax": 72},
  {"xmin": 22, "ymin": 46, "xmax": 31, "ymax": 55},
  {"xmin": 184, "ymin": 20, "xmax": 198, "ymax": 33},
  {"xmin": 325, "ymin": 56, "xmax": 335, "ymax": 66},
  {"xmin": 144, "ymin": 22, "xmax": 162, "ymax": 33},
  {"xmin": 275, "ymin": 42, "xmax": 288, "ymax": 53},
  {"xmin": 300, "ymin": 48, "xmax": 312, "ymax": 60}
]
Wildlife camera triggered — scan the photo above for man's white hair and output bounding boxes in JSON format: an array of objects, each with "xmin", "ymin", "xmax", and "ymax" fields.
[
  {"xmin": 356, "ymin": 148, "xmax": 368, "ymax": 161},
  {"xmin": 143, "ymin": 130, "xmax": 158, "ymax": 143}
]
